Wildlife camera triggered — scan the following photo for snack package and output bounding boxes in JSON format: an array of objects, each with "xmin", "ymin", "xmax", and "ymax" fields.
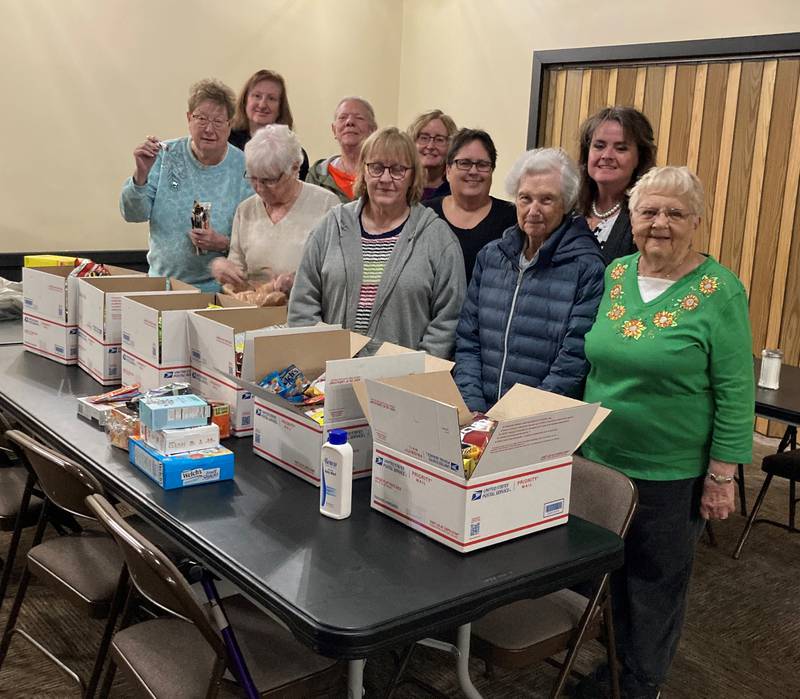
[
  {"xmin": 89, "ymin": 384, "xmax": 141, "ymax": 404},
  {"xmin": 301, "ymin": 374, "xmax": 325, "ymax": 406},
  {"xmin": 191, "ymin": 201, "xmax": 211, "ymax": 255},
  {"xmin": 222, "ymin": 281, "xmax": 287, "ymax": 307},
  {"xmin": 210, "ymin": 401, "xmax": 231, "ymax": 439},
  {"xmin": 305, "ymin": 408, "xmax": 324, "ymax": 426},
  {"xmin": 69, "ymin": 259, "xmax": 111, "ymax": 279},
  {"xmin": 105, "ymin": 406, "xmax": 141, "ymax": 450},
  {"xmin": 460, "ymin": 414, "xmax": 498, "ymax": 479},
  {"xmin": 259, "ymin": 364, "xmax": 308, "ymax": 403}
]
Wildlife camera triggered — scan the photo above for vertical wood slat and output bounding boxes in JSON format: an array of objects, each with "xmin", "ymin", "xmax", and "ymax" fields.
[
  {"xmin": 779, "ymin": 180, "xmax": 800, "ymax": 367},
  {"xmin": 642, "ymin": 66, "xmax": 666, "ymax": 144},
  {"xmin": 543, "ymin": 70, "xmax": 558, "ymax": 146},
  {"xmin": 588, "ymin": 69, "xmax": 611, "ymax": 115},
  {"xmin": 607, "ymin": 68, "xmax": 618, "ymax": 104},
  {"xmin": 666, "ymin": 65, "xmax": 696, "ymax": 166},
  {"xmin": 560, "ymin": 69, "xmax": 585, "ymax": 161},
  {"xmin": 656, "ymin": 66, "xmax": 677, "ymax": 166},
  {"xmin": 615, "ymin": 67, "xmax": 638, "ymax": 107},
  {"xmin": 578, "ymin": 69, "xmax": 592, "ymax": 124},
  {"xmin": 686, "ymin": 65, "xmax": 708, "ymax": 171},
  {"xmin": 739, "ymin": 59, "xmax": 778, "ymax": 294},
  {"xmin": 766, "ymin": 68, "xmax": 800, "ymax": 347},
  {"xmin": 550, "ymin": 70, "xmax": 568, "ymax": 148},
  {"xmin": 634, "ymin": 67, "xmax": 647, "ymax": 109}
]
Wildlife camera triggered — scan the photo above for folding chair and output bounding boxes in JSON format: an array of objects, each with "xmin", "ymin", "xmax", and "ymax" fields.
[
  {"xmin": 0, "ymin": 430, "xmax": 128, "ymax": 698},
  {"xmin": 85, "ymin": 493, "xmax": 344, "ymax": 698},
  {"xmin": 468, "ymin": 456, "xmax": 637, "ymax": 698}
]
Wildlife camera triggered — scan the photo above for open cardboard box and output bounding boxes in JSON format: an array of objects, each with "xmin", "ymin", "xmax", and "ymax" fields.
[
  {"xmin": 77, "ymin": 276, "xmax": 197, "ymax": 385},
  {"xmin": 22, "ymin": 265, "xmax": 142, "ymax": 365},
  {"xmin": 238, "ymin": 326, "xmax": 453, "ymax": 486},
  {"xmin": 187, "ymin": 306, "xmax": 289, "ymax": 436},
  {"xmin": 121, "ymin": 293, "xmax": 253, "ymax": 391},
  {"xmin": 359, "ymin": 372, "xmax": 609, "ymax": 553}
]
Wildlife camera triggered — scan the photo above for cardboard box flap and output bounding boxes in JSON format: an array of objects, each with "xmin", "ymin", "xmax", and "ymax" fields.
[
  {"xmin": 124, "ymin": 292, "xmax": 217, "ymax": 312},
  {"xmin": 578, "ymin": 406, "xmax": 611, "ymax": 448},
  {"xmin": 193, "ymin": 306, "xmax": 287, "ymax": 332},
  {"xmin": 251, "ymin": 329, "xmax": 353, "ymax": 380},
  {"xmin": 370, "ymin": 372, "xmax": 472, "ymax": 425},
  {"xmin": 349, "ymin": 332, "xmax": 370, "ymax": 356},
  {"xmin": 374, "ymin": 341, "xmax": 455, "ymax": 372},
  {"xmin": 81, "ymin": 276, "xmax": 175, "ymax": 293},
  {"xmin": 486, "ymin": 383, "xmax": 585, "ymax": 421},
  {"xmin": 363, "ymin": 377, "xmax": 465, "ymax": 472},
  {"xmin": 215, "ymin": 294, "xmax": 256, "ymax": 308},
  {"xmin": 28, "ymin": 265, "xmax": 143, "ymax": 280}
]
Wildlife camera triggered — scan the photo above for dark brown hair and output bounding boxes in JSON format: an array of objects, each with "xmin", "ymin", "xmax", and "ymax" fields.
[
  {"xmin": 577, "ymin": 106, "xmax": 656, "ymax": 215},
  {"xmin": 446, "ymin": 128, "xmax": 498, "ymax": 168},
  {"xmin": 232, "ymin": 69, "xmax": 294, "ymax": 132}
]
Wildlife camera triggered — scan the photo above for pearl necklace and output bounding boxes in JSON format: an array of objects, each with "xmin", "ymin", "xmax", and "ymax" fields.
[{"xmin": 591, "ymin": 200, "xmax": 622, "ymax": 219}]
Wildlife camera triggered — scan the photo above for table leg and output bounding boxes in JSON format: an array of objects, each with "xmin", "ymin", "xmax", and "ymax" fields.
[
  {"xmin": 455, "ymin": 623, "xmax": 483, "ymax": 699},
  {"xmin": 348, "ymin": 658, "xmax": 365, "ymax": 698}
]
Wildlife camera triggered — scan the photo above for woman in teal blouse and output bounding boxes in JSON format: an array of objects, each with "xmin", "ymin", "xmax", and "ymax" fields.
[{"xmin": 580, "ymin": 166, "xmax": 754, "ymax": 698}]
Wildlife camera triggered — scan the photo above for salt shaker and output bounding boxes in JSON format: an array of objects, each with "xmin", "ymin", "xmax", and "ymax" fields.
[{"xmin": 758, "ymin": 349, "xmax": 783, "ymax": 390}]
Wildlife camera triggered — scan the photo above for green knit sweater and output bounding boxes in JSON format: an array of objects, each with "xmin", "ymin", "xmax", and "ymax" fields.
[{"xmin": 582, "ymin": 253, "xmax": 754, "ymax": 481}]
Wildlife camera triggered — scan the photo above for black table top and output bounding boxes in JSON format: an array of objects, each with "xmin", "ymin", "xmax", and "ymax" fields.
[
  {"xmin": 754, "ymin": 359, "xmax": 800, "ymax": 426},
  {"xmin": 0, "ymin": 346, "xmax": 623, "ymax": 658},
  {"xmin": 0, "ymin": 319, "xmax": 21, "ymax": 346}
]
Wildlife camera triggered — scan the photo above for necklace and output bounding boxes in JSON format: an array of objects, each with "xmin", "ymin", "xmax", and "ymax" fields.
[{"xmin": 591, "ymin": 200, "xmax": 622, "ymax": 219}]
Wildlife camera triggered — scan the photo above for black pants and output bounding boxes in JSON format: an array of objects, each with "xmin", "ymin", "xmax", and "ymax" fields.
[{"xmin": 611, "ymin": 476, "xmax": 706, "ymax": 687}]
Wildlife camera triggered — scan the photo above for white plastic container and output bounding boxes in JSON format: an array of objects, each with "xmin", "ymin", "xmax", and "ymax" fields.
[
  {"xmin": 758, "ymin": 348, "xmax": 783, "ymax": 390},
  {"xmin": 320, "ymin": 429, "xmax": 353, "ymax": 520}
]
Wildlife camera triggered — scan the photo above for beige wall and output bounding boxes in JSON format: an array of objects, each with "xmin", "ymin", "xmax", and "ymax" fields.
[
  {"xmin": 397, "ymin": 0, "xmax": 800, "ymax": 199},
  {"xmin": 0, "ymin": 0, "xmax": 403, "ymax": 253},
  {"xmin": 3, "ymin": 0, "xmax": 800, "ymax": 253}
]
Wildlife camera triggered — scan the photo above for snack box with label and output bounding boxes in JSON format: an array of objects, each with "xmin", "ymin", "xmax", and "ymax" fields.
[
  {"xmin": 78, "ymin": 276, "xmax": 197, "ymax": 385},
  {"xmin": 22, "ymin": 264, "xmax": 143, "ymax": 365},
  {"xmin": 128, "ymin": 438, "xmax": 234, "ymax": 490},
  {"xmin": 238, "ymin": 326, "xmax": 452, "ymax": 486},
  {"xmin": 360, "ymin": 372, "xmax": 609, "ymax": 553},
  {"xmin": 138, "ymin": 394, "xmax": 210, "ymax": 431},
  {"xmin": 121, "ymin": 292, "xmax": 252, "ymax": 391},
  {"xmin": 187, "ymin": 306, "xmax": 288, "ymax": 436}
]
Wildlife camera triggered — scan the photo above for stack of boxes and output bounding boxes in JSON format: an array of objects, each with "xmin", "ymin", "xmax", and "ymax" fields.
[{"xmin": 128, "ymin": 394, "xmax": 234, "ymax": 489}]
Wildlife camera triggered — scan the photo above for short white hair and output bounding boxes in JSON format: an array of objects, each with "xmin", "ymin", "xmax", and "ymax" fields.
[
  {"xmin": 505, "ymin": 147, "xmax": 580, "ymax": 210},
  {"xmin": 333, "ymin": 96, "xmax": 377, "ymax": 128},
  {"xmin": 628, "ymin": 166, "xmax": 704, "ymax": 215},
  {"xmin": 244, "ymin": 124, "xmax": 302, "ymax": 178}
]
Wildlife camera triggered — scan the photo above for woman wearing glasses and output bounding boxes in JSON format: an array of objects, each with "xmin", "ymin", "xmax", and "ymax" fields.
[
  {"xmin": 407, "ymin": 109, "xmax": 458, "ymax": 200},
  {"xmin": 289, "ymin": 127, "xmax": 466, "ymax": 358},
  {"xmin": 425, "ymin": 129, "xmax": 516, "ymax": 283},
  {"xmin": 454, "ymin": 147, "xmax": 605, "ymax": 410},
  {"xmin": 120, "ymin": 79, "xmax": 253, "ymax": 291},
  {"xmin": 210, "ymin": 125, "xmax": 338, "ymax": 303},
  {"xmin": 578, "ymin": 167, "xmax": 753, "ymax": 698}
]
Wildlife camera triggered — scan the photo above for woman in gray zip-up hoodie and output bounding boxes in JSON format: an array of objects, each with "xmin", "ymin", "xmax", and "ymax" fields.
[{"xmin": 288, "ymin": 128, "xmax": 466, "ymax": 359}]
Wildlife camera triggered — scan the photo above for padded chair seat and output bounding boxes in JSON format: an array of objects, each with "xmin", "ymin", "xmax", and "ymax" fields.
[
  {"xmin": 27, "ymin": 531, "xmax": 122, "ymax": 616},
  {"xmin": 762, "ymin": 449, "xmax": 800, "ymax": 479},
  {"xmin": 472, "ymin": 589, "xmax": 589, "ymax": 650},
  {"xmin": 0, "ymin": 466, "xmax": 42, "ymax": 529}
]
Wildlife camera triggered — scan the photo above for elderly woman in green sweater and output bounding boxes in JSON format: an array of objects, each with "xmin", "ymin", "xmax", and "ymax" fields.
[{"xmin": 579, "ymin": 166, "xmax": 754, "ymax": 698}]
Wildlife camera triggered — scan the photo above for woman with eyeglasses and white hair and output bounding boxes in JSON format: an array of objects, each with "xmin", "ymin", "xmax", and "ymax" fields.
[
  {"xmin": 210, "ymin": 125, "xmax": 338, "ymax": 303},
  {"xmin": 289, "ymin": 127, "xmax": 466, "ymax": 358},
  {"xmin": 406, "ymin": 109, "xmax": 458, "ymax": 200},
  {"xmin": 577, "ymin": 166, "xmax": 753, "ymax": 698},
  {"xmin": 120, "ymin": 79, "xmax": 253, "ymax": 291},
  {"xmin": 424, "ymin": 128, "xmax": 516, "ymax": 284},
  {"xmin": 454, "ymin": 147, "xmax": 605, "ymax": 411}
]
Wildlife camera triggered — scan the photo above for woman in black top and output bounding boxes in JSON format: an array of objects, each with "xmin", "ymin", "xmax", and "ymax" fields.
[
  {"xmin": 577, "ymin": 107, "xmax": 656, "ymax": 264},
  {"xmin": 229, "ymin": 69, "xmax": 309, "ymax": 181},
  {"xmin": 425, "ymin": 129, "xmax": 516, "ymax": 284}
]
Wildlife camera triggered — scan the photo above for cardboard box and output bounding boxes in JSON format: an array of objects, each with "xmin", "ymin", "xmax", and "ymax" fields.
[
  {"xmin": 76, "ymin": 396, "xmax": 123, "ymax": 426},
  {"xmin": 141, "ymin": 423, "xmax": 220, "ymax": 455},
  {"xmin": 187, "ymin": 306, "xmax": 288, "ymax": 436},
  {"xmin": 121, "ymin": 292, "xmax": 251, "ymax": 391},
  {"xmin": 241, "ymin": 327, "xmax": 451, "ymax": 486},
  {"xmin": 361, "ymin": 373, "xmax": 608, "ymax": 553},
  {"xmin": 24, "ymin": 254, "xmax": 79, "ymax": 267},
  {"xmin": 77, "ymin": 276, "xmax": 197, "ymax": 385},
  {"xmin": 22, "ymin": 265, "xmax": 142, "ymax": 365},
  {"xmin": 128, "ymin": 438, "xmax": 234, "ymax": 490},
  {"xmin": 139, "ymin": 394, "xmax": 210, "ymax": 430}
]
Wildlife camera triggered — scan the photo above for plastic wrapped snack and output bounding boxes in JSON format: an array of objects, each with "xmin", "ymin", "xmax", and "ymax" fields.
[
  {"xmin": 210, "ymin": 401, "xmax": 231, "ymax": 439},
  {"xmin": 105, "ymin": 406, "xmax": 140, "ymax": 450},
  {"xmin": 89, "ymin": 384, "xmax": 141, "ymax": 404},
  {"xmin": 460, "ymin": 414, "xmax": 498, "ymax": 478},
  {"xmin": 259, "ymin": 364, "xmax": 308, "ymax": 403},
  {"xmin": 191, "ymin": 201, "xmax": 211, "ymax": 255}
]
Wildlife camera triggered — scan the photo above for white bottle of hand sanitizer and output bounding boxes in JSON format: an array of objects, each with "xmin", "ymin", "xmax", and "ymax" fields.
[{"xmin": 320, "ymin": 428, "xmax": 353, "ymax": 519}]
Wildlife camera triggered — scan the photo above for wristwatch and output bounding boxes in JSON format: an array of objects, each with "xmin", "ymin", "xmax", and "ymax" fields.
[{"xmin": 707, "ymin": 472, "xmax": 735, "ymax": 484}]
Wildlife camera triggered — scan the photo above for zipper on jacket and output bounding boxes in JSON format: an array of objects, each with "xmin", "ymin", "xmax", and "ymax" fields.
[{"xmin": 497, "ymin": 265, "xmax": 525, "ymax": 403}]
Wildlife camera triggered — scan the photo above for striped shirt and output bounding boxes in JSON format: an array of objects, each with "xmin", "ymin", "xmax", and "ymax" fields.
[{"xmin": 353, "ymin": 218, "xmax": 405, "ymax": 334}]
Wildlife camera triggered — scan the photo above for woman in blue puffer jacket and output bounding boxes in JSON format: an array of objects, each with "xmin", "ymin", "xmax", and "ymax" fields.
[{"xmin": 454, "ymin": 147, "xmax": 605, "ymax": 411}]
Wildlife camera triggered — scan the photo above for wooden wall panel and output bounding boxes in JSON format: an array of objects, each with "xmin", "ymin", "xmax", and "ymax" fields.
[
  {"xmin": 720, "ymin": 61, "xmax": 763, "ymax": 273},
  {"xmin": 666, "ymin": 64, "xmax": 697, "ymax": 166},
  {"xmin": 588, "ymin": 69, "xmax": 611, "ymax": 115},
  {"xmin": 642, "ymin": 65, "xmax": 666, "ymax": 145},
  {"xmin": 615, "ymin": 67, "xmax": 638, "ymax": 107},
  {"xmin": 780, "ymin": 178, "xmax": 800, "ymax": 367},
  {"xmin": 560, "ymin": 69, "xmax": 584, "ymax": 160}
]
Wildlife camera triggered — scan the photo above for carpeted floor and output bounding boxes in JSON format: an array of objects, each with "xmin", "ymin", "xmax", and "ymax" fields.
[{"xmin": 0, "ymin": 435, "xmax": 797, "ymax": 698}]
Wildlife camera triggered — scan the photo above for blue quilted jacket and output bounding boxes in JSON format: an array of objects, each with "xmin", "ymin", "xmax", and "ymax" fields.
[{"xmin": 454, "ymin": 215, "xmax": 605, "ymax": 412}]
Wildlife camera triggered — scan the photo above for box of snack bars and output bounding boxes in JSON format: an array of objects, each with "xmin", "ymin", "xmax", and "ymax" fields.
[
  {"xmin": 77, "ymin": 276, "xmax": 197, "ymax": 385},
  {"xmin": 121, "ymin": 293, "xmax": 252, "ymax": 391},
  {"xmin": 186, "ymin": 306, "xmax": 288, "ymax": 436},
  {"xmin": 238, "ymin": 326, "xmax": 452, "ymax": 486},
  {"xmin": 22, "ymin": 262, "xmax": 143, "ymax": 365},
  {"xmin": 360, "ymin": 372, "xmax": 609, "ymax": 553}
]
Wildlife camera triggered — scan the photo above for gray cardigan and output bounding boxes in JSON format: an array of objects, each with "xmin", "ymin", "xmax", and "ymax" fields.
[{"xmin": 288, "ymin": 199, "xmax": 466, "ymax": 358}]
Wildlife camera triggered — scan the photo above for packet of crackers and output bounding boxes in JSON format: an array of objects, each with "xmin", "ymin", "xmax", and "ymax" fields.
[
  {"xmin": 105, "ymin": 406, "xmax": 141, "ymax": 450},
  {"xmin": 191, "ymin": 200, "xmax": 211, "ymax": 255},
  {"xmin": 460, "ymin": 413, "xmax": 497, "ymax": 479}
]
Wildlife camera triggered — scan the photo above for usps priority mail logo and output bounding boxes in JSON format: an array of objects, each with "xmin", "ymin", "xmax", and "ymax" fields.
[
  {"xmin": 471, "ymin": 490, "xmax": 482, "ymax": 501},
  {"xmin": 375, "ymin": 456, "xmax": 384, "ymax": 466}
]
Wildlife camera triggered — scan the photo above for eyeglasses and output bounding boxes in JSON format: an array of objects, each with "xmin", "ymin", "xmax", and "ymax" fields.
[
  {"xmin": 244, "ymin": 172, "xmax": 283, "ymax": 187},
  {"xmin": 365, "ymin": 162, "xmax": 411, "ymax": 180},
  {"xmin": 417, "ymin": 133, "xmax": 448, "ymax": 146},
  {"xmin": 192, "ymin": 113, "xmax": 230, "ymax": 130},
  {"xmin": 452, "ymin": 159, "xmax": 493, "ymax": 173},
  {"xmin": 634, "ymin": 207, "xmax": 695, "ymax": 223}
]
